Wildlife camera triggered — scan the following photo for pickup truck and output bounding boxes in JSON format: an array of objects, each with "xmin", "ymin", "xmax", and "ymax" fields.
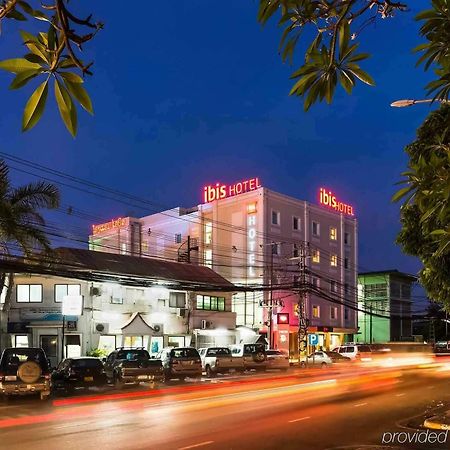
[
  {"xmin": 104, "ymin": 348, "xmax": 163, "ymax": 388},
  {"xmin": 198, "ymin": 347, "xmax": 244, "ymax": 377}
]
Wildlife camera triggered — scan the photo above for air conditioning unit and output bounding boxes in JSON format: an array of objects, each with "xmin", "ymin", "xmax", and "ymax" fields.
[
  {"xmin": 90, "ymin": 286, "xmax": 101, "ymax": 296},
  {"xmin": 201, "ymin": 320, "xmax": 213, "ymax": 330},
  {"xmin": 152, "ymin": 324, "xmax": 163, "ymax": 335},
  {"xmin": 95, "ymin": 323, "xmax": 109, "ymax": 334}
]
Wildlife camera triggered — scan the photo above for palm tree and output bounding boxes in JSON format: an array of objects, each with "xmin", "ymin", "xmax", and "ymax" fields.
[{"xmin": 0, "ymin": 159, "xmax": 59, "ymax": 347}]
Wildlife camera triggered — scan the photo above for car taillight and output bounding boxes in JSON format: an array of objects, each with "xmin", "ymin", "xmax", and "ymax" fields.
[{"xmin": 44, "ymin": 374, "xmax": 51, "ymax": 380}]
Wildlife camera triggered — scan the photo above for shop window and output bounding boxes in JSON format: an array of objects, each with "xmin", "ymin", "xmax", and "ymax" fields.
[
  {"xmin": 55, "ymin": 284, "xmax": 81, "ymax": 302},
  {"xmin": 111, "ymin": 286, "xmax": 123, "ymax": 304},
  {"xmin": 169, "ymin": 292, "xmax": 186, "ymax": 308},
  {"xmin": 293, "ymin": 216, "xmax": 300, "ymax": 231},
  {"xmin": 330, "ymin": 254, "xmax": 338, "ymax": 267},
  {"xmin": 312, "ymin": 305, "xmax": 320, "ymax": 318},
  {"xmin": 312, "ymin": 221, "xmax": 320, "ymax": 237},
  {"xmin": 312, "ymin": 249, "xmax": 320, "ymax": 263},
  {"xmin": 15, "ymin": 335, "xmax": 29, "ymax": 348},
  {"xmin": 17, "ymin": 284, "xmax": 42, "ymax": 303},
  {"xmin": 98, "ymin": 335, "xmax": 117, "ymax": 354},
  {"xmin": 330, "ymin": 227, "xmax": 337, "ymax": 241}
]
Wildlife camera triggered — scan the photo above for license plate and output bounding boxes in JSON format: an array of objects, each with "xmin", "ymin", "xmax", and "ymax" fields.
[
  {"xmin": 84, "ymin": 376, "xmax": 94, "ymax": 382},
  {"xmin": 137, "ymin": 375, "xmax": 148, "ymax": 380}
]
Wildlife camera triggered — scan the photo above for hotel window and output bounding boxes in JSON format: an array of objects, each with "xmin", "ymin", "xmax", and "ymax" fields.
[
  {"xmin": 17, "ymin": 284, "xmax": 42, "ymax": 303},
  {"xmin": 271, "ymin": 242, "xmax": 280, "ymax": 256},
  {"xmin": 312, "ymin": 305, "xmax": 320, "ymax": 318},
  {"xmin": 330, "ymin": 254, "xmax": 338, "ymax": 267},
  {"xmin": 54, "ymin": 284, "xmax": 81, "ymax": 302},
  {"xmin": 330, "ymin": 227, "xmax": 337, "ymax": 241},
  {"xmin": 344, "ymin": 308, "xmax": 349, "ymax": 320},
  {"xmin": 204, "ymin": 249, "xmax": 213, "ymax": 268},
  {"xmin": 344, "ymin": 283, "xmax": 350, "ymax": 296},
  {"xmin": 311, "ymin": 276, "xmax": 320, "ymax": 288},
  {"xmin": 312, "ymin": 221, "xmax": 320, "ymax": 237},
  {"xmin": 293, "ymin": 216, "xmax": 300, "ymax": 231},
  {"xmin": 197, "ymin": 295, "xmax": 225, "ymax": 311},
  {"xmin": 344, "ymin": 232, "xmax": 350, "ymax": 245},
  {"xmin": 271, "ymin": 210, "xmax": 280, "ymax": 226},
  {"xmin": 169, "ymin": 292, "xmax": 186, "ymax": 308},
  {"xmin": 330, "ymin": 306, "xmax": 338, "ymax": 320},
  {"xmin": 175, "ymin": 233, "xmax": 182, "ymax": 244},
  {"xmin": 330, "ymin": 280, "xmax": 338, "ymax": 293},
  {"xmin": 120, "ymin": 243, "xmax": 127, "ymax": 255},
  {"xmin": 344, "ymin": 257, "xmax": 349, "ymax": 269},
  {"xmin": 293, "ymin": 244, "xmax": 299, "ymax": 258},
  {"xmin": 312, "ymin": 249, "xmax": 320, "ymax": 264},
  {"xmin": 204, "ymin": 222, "xmax": 213, "ymax": 245}
]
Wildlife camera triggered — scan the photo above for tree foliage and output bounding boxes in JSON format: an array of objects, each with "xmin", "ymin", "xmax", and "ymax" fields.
[
  {"xmin": 0, "ymin": 1, "xmax": 102, "ymax": 136},
  {"xmin": 394, "ymin": 105, "xmax": 450, "ymax": 309},
  {"xmin": 257, "ymin": 0, "xmax": 450, "ymax": 110}
]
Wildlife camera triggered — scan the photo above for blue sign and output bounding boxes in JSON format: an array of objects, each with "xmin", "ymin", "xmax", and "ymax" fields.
[{"xmin": 308, "ymin": 334, "xmax": 319, "ymax": 345}]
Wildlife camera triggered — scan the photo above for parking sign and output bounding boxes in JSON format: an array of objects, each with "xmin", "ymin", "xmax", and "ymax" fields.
[{"xmin": 308, "ymin": 334, "xmax": 319, "ymax": 346}]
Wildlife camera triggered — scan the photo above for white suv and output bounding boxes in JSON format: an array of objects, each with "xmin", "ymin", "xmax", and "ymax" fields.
[{"xmin": 332, "ymin": 344, "xmax": 372, "ymax": 361}]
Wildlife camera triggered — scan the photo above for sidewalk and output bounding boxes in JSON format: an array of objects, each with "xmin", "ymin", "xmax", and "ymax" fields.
[{"xmin": 424, "ymin": 409, "xmax": 450, "ymax": 430}]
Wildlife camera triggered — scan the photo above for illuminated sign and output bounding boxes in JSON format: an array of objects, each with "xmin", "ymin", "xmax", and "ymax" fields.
[
  {"xmin": 203, "ymin": 177, "xmax": 262, "ymax": 203},
  {"xmin": 277, "ymin": 313, "xmax": 289, "ymax": 324},
  {"xmin": 92, "ymin": 217, "xmax": 128, "ymax": 235},
  {"xmin": 319, "ymin": 188, "xmax": 354, "ymax": 216},
  {"xmin": 247, "ymin": 203, "xmax": 257, "ymax": 278}
]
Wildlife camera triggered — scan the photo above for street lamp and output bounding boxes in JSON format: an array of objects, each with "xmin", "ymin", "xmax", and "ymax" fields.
[{"xmin": 390, "ymin": 98, "xmax": 450, "ymax": 108}]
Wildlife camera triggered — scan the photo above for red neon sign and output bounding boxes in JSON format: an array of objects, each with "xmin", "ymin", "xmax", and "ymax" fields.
[
  {"xmin": 203, "ymin": 177, "xmax": 262, "ymax": 203},
  {"xmin": 319, "ymin": 188, "xmax": 355, "ymax": 216},
  {"xmin": 92, "ymin": 217, "xmax": 128, "ymax": 235}
]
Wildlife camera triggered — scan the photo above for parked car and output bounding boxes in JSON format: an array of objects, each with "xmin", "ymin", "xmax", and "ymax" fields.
[
  {"xmin": 301, "ymin": 351, "xmax": 351, "ymax": 368},
  {"xmin": 198, "ymin": 347, "xmax": 244, "ymax": 377},
  {"xmin": 229, "ymin": 344, "xmax": 267, "ymax": 371},
  {"xmin": 265, "ymin": 349, "xmax": 290, "ymax": 371},
  {"xmin": 104, "ymin": 348, "xmax": 163, "ymax": 388},
  {"xmin": 158, "ymin": 347, "xmax": 202, "ymax": 382},
  {"xmin": 332, "ymin": 344, "xmax": 373, "ymax": 361},
  {"xmin": 0, "ymin": 347, "xmax": 51, "ymax": 400},
  {"xmin": 52, "ymin": 357, "xmax": 107, "ymax": 393}
]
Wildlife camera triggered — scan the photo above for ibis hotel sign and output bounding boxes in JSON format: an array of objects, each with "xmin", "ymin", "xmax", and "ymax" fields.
[
  {"xmin": 319, "ymin": 188, "xmax": 355, "ymax": 216},
  {"xmin": 203, "ymin": 177, "xmax": 262, "ymax": 203},
  {"xmin": 92, "ymin": 217, "xmax": 128, "ymax": 235}
]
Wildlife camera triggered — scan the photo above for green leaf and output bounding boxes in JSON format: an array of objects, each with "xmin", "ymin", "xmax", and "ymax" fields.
[
  {"xmin": 338, "ymin": 22, "xmax": 350, "ymax": 57},
  {"xmin": 392, "ymin": 186, "xmax": 414, "ymax": 203},
  {"xmin": 48, "ymin": 25, "xmax": 57, "ymax": 51},
  {"xmin": 59, "ymin": 72, "xmax": 84, "ymax": 84},
  {"xmin": 22, "ymin": 79, "xmax": 49, "ymax": 132},
  {"xmin": 9, "ymin": 69, "xmax": 41, "ymax": 90},
  {"xmin": 57, "ymin": 58, "xmax": 77, "ymax": 69},
  {"xmin": 6, "ymin": 9, "xmax": 27, "ymax": 21},
  {"xmin": 0, "ymin": 58, "xmax": 41, "ymax": 73},
  {"xmin": 20, "ymin": 31, "xmax": 49, "ymax": 63},
  {"xmin": 348, "ymin": 66, "xmax": 375, "ymax": 86},
  {"xmin": 63, "ymin": 79, "xmax": 93, "ymax": 114},
  {"xmin": 24, "ymin": 53, "xmax": 47, "ymax": 65},
  {"xmin": 54, "ymin": 79, "xmax": 77, "ymax": 137}
]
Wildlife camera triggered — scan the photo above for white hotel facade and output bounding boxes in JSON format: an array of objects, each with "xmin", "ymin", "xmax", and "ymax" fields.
[{"xmin": 89, "ymin": 178, "xmax": 358, "ymax": 356}]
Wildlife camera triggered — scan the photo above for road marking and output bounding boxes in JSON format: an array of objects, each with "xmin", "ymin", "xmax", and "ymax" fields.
[
  {"xmin": 427, "ymin": 385, "xmax": 435, "ymax": 389},
  {"xmin": 353, "ymin": 402, "xmax": 368, "ymax": 407},
  {"xmin": 289, "ymin": 416, "xmax": 311, "ymax": 423},
  {"xmin": 396, "ymin": 393, "xmax": 405, "ymax": 397},
  {"xmin": 178, "ymin": 441, "xmax": 214, "ymax": 450}
]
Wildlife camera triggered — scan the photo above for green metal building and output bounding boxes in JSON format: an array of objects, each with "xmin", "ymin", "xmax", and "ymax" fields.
[{"xmin": 356, "ymin": 270, "xmax": 416, "ymax": 343}]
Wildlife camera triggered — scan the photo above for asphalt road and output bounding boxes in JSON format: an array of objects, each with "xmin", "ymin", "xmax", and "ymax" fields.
[{"xmin": 0, "ymin": 365, "xmax": 449, "ymax": 450}]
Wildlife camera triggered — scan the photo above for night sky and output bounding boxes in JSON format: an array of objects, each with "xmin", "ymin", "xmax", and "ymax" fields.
[{"xmin": 0, "ymin": 1, "xmax": 438, "ymax": 281}]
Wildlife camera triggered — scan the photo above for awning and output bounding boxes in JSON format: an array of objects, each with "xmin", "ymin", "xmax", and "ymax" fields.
[{"xmin": 121, "ymin": 312, "xmax": 154, "ymax": 336}]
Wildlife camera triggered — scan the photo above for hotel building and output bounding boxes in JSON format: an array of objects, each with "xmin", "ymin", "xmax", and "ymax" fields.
[{"xmin": 89, "ymin": 179, "xmax": 358, "ymax": 356}]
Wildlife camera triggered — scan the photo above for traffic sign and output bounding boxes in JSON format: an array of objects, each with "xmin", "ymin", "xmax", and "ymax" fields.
[{"xmin": 308, "ymin": 334, "xmax": 319, "ymax": 345}]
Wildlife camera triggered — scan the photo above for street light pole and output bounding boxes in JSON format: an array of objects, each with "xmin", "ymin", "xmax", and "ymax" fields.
[{"xmin": 390, "ymin": 98, "xmax": 450, "ymax": 108}]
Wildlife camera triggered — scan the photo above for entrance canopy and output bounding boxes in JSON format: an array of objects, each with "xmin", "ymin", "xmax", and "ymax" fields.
[{"xmin": 121, "ymin": 312, "xmax": 154, "ymax": 336}]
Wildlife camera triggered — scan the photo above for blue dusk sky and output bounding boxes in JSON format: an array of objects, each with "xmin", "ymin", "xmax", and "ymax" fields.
[{"xmin": 0, "ymin": 1, "xmax": 438, "ymax": 283}]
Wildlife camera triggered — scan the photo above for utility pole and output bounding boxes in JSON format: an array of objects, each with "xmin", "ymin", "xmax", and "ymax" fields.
[
  {"xmin": 292, "ymin": 242, "xmax": 310, "ymax": 365},
  {"xmin": 369, "ymin": 304, "xmax": 373, "ymax": 344},
  {"xmin": 268, "ymin": 242, "xmax": 274, "ymax": 348}
]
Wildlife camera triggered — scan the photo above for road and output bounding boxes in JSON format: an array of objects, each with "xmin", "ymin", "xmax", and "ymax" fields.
[{"xmin": 0, "ymin": 365, "xmax": 449, "ymax": 450}]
